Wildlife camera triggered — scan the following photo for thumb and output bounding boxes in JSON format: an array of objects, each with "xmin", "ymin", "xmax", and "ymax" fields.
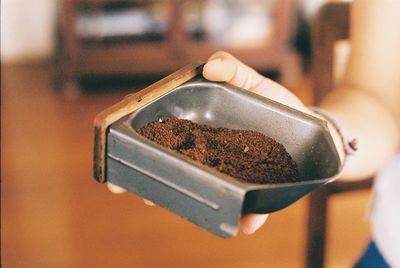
[
  {"xmin": 203, "ymin": 51, "xmax": 308, "ymax": 113},
  {"xmin": 203, "ymin": 51, "xmax": 265, "ymax": 91}
]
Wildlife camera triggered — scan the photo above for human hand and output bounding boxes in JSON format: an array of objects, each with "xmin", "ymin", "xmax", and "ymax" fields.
[
  {"xmin": 107, "ymin": 51, "xmax": 313, "ymax": 235},
  {"xmin": 203, "ymin": 51, "xmax": 310, "ymax": 113}
]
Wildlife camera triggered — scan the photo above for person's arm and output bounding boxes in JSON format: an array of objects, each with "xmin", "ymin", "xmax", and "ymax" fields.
[
  {"xmin": 319, "ymin": 0, "xmax": 400, "ymax": 180},
  {"xmin": 204, "ymin": 1, "xmax": 400, "ymax": 181}
]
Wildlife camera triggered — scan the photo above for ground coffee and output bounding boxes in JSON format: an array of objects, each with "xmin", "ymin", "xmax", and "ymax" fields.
[{"xmin": 137, "ymin": 116, "xmax": 299, "ymax": 184}]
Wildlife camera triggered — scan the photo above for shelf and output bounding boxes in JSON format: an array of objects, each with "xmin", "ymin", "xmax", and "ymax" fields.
[
  {"xmin": 56, "ymin": 0, "xmax": 301, "ymax": 90},
  {"xmin": 80, "ymin": 0, "xmax": 167, "ymax": 8}
]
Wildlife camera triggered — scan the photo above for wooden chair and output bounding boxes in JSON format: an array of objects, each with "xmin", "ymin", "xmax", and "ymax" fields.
[{"xmin": 305, "ymin": 2, "xmax": 374, "ymax": 267}]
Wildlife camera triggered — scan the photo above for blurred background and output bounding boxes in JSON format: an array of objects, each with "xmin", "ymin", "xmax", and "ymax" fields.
[{"xmin": 2, "ymin": 0, "xmax": 370, "ymax": 267}]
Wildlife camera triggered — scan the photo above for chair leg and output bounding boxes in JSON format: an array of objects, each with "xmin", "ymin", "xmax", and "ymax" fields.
[{"xmin": 306, "ymin": 188, "xmax": 329, "ymax": 268}]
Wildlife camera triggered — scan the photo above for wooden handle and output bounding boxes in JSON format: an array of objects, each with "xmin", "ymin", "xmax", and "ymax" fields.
[{"xmin": 93, "ymin": 62, "xmax": 205, "ymax": 182}]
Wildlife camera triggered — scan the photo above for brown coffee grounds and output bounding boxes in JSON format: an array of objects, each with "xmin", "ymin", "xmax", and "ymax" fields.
[{"xmin": 136, "ymin": 116, "xmax": 299, "ymax": 184}]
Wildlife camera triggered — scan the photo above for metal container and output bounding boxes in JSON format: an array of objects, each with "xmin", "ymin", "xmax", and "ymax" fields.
[{"xmin": 104, "ymin": 79, "xmax": 341, "ymax": 238}]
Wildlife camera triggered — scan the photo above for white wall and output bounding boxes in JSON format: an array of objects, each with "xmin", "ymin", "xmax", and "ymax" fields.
[{"xmin": 1, "ymin": 0, "xmax": 57, "ymax": 63}]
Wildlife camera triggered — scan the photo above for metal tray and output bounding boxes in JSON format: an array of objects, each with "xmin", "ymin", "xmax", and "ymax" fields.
[{"xmin": 104, "ymin": 79, "xmax": 341, "ymax": 238}]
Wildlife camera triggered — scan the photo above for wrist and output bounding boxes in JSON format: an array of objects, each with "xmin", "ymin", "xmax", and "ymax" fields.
[{"xmin": 310, "ymin": 108, "xmax": 357, "ymax": 169}]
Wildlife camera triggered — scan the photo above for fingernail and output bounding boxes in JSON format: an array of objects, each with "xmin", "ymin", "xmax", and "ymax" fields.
[{"xmin": 207, "ymin": 57, "xmax": 223, "ymax": 65}]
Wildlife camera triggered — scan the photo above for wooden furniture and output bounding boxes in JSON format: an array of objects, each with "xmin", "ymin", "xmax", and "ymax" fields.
[
  {"xmin": 306, "ymin": 2, "xmax": 374, "ymax": 267},
  {"xmin": 55, "ymin": 0, "xmax": 300, "ymax": 91}
]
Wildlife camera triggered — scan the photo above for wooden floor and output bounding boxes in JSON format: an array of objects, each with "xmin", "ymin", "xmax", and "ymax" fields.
[{"xmin": 2, "ymin": 63, "xmax": 371, "ymax": 268}]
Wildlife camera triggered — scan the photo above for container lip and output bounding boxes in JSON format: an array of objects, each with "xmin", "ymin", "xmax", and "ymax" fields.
[
  {"xmin": 111, "ymin": 79, "xmax": 341, "ymax": 190},
  {"xmin": 182, "ymin": 80, "xmax": 330, "ymax": 128}
]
